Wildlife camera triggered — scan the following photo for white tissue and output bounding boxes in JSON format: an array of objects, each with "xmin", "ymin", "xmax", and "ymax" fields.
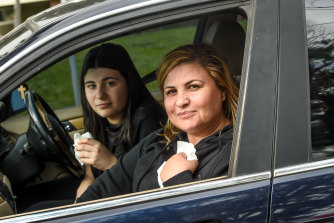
[
  {"xmin": 176, "ymin": 141, "xmax": 198, "ymax": 160},
  {"xmin": 157, "ymin": 161, "xmax": 166, "ymax": 188},
  {"xmin": 73, "ymin": 132, "xmax": 93, "ymax": 165}
]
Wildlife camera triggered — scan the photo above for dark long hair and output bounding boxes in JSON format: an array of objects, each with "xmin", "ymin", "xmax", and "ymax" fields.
[{"xmin": 80, "ymin": 43, "xmax": 163, "ymax": 148}]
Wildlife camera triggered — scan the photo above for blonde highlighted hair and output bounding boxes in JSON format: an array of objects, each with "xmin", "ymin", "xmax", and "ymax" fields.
[{"xmin": 156, "ymin": 43, "xmax": 239, "ymax": 144}]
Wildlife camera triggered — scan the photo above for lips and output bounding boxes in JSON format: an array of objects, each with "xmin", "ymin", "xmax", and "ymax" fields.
[
  {"xmin": 177, "ymin": 110, "xmax": 196, "ymax": 119},
  {"xmin": 96, "ymin": 102, "xmax": 112, "ymax": 109}
]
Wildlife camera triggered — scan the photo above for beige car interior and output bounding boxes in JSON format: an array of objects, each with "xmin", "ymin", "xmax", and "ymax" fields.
[
  {"xmin": 0, "ymin": 172, "xmax": 15, "ymax": 216},
  {"xmin": 202, "ymin": 14, "xmax": 246, "ymax": 78}
]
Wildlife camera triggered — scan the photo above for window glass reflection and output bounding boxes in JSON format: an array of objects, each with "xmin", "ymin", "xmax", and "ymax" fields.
[{"xmin": 305, "ymin": 0, "xmax": 334, "ymax": 160}]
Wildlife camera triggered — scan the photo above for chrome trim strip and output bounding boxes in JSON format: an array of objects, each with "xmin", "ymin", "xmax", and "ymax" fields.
[
  {"xmin": 2, "ymin": 171, "xmax": 270, "ymax": 222},
  {"xmin": 0, "ymin": 0, "xmax": 170, "ymax": 75},
  {"xmin": 274, "ymin": 158, "xmax": 334, "ymax": 177}
]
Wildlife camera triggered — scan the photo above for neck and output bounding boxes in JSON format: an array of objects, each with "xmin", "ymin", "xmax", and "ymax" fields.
[
  {"xmin": 107, "ymin": 117, "xmax": 122, "ymax": 125},
  {"xmin": 187, "ymin": 117, "xmax": 231, "ymax": 145}
]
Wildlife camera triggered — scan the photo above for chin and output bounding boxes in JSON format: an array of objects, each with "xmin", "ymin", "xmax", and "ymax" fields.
[
  {"xmin": 174, "ymin": 120, "xmax": 197, "ymax": 130},
  {"xmin": 178, "ymin": 125, "xmax": 198, "ymax": 133},
  {"xmin": 99, "ymin": 112, "xmax": 113, "ymax": 119}
]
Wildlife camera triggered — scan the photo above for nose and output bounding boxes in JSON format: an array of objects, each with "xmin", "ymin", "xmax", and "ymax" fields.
[
  {"xmin": 175, "ymin": 91, "xmax": 190, "ymax": 108},
  {"xmin": 95, "ymin": 86, "xmax": 105, "ymax": 99}
]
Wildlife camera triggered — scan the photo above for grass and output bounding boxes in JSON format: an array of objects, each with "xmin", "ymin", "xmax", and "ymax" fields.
[{"xmin": 27, "ymin": 23, "xmax": 197, "ymax": 110}]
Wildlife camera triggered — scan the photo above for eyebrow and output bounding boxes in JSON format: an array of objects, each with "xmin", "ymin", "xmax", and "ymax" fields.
[
  {"xmin": 163, "ymin": 79, "xmax": 203, "ymax": 90},
  {"xmin": 85, "ymin": 76, "xmax": 118, "ymax": 84}
]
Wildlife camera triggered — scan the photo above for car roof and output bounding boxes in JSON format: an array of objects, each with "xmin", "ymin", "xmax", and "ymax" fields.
[
  {"xmin": 0, "ymin": 0, "xmax": 105, "ymax": 59},
  {"xmin": 0, "ymin": 0, "xmax": 170, "ymax": 62}
]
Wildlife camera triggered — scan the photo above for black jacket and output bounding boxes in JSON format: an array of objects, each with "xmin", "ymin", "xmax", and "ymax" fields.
[
  {"xmin": 77, "ymin": 124, "xmax": 233, "ymax": 202},
  {"xmin": 91, "ymin": 105, "xmax": 164, "ymax": 177}
]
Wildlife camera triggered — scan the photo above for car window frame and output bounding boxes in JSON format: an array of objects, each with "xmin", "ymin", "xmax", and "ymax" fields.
[
  {"xmin": 272, "ymin": 0, "xmax": 334, "ymax": 193},
  {"xmin": 0, "ymin": 0, "xmax": 283, "ymax": 221},
  {"xmin": 273, "ymin": 0, "xmax": 311, "ymax": 169}
]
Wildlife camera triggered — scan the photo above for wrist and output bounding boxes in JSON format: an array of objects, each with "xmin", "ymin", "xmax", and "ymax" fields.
[{"xmin": 105, "ymin": 154, "xmax": 118, "ymax": 170}]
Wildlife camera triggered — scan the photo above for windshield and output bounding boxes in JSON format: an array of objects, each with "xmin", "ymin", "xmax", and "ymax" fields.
[{"xmin": 0, "ymin": 0, "xmax": 109, "ymax": 59}]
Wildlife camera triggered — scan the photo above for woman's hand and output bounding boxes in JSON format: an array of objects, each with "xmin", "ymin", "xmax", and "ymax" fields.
[
  {"xmin": 160, "ymin": 152, "xmax": 198, "ymax": 183},
  {"xmin": 75, "ymin": 138, "xmax": 117, "ymax": 171}
]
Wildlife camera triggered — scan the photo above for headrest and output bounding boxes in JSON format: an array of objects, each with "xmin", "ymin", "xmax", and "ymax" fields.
[{"xmin": 203, "ymin": 20, "xmax": 246, "ymax": 76}]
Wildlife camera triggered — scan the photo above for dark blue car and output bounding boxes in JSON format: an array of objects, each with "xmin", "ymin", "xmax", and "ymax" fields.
[{"xmin": 0, "ymin": 0, "xmax": 333, "ymax": 222}]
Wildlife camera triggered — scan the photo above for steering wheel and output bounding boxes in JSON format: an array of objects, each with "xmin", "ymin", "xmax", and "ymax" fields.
[{"xmin": 24, "ymin": 90, "xmax": 84, "ymax": 178}]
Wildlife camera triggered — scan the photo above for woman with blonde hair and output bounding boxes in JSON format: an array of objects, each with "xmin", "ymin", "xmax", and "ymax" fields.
[{"xmin": 76, "ymin": 43, "xmax": 239, "ymax": 202}]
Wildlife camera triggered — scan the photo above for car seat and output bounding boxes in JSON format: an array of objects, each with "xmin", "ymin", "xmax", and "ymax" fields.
[{"xmin": 203, "ymin": 19, "xmax": 246, "ymax": 78}]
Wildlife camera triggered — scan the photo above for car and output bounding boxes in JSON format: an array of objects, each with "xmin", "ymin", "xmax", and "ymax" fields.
[{"xmin": 0, "ymin": 0, "xmax": 333, "ymax": 222}]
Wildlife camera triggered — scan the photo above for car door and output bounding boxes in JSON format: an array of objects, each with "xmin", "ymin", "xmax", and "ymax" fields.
[
  {"xmin": 270, "ymin": 0, "xmax": 334, "ymax": 222},
  {"xmin": 0, "ymin": 0, "xmax": 280, "ymax": 222}
]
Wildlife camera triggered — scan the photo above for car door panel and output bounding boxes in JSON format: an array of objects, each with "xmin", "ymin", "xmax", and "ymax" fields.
[
  {"xmin": 271, "ymin": 162, "xmax": 334, "ymax": 222},
  {"xmin": 41, "ymin": 178, "xmax": 271, "ymax": 223}
]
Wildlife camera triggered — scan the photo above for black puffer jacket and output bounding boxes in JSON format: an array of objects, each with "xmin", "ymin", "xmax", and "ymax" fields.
[{"xmin": 77, "ymin": 124, "xmax": 233, "ymax": 202}]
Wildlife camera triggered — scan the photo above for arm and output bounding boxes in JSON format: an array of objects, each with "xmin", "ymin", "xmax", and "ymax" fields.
[
  {"xmin": 76, "ymin": 131, "xmax": 159, "ymax": 202},
  {"xmin": 161, "ymin": 127, "xmax": 233, "ymax": 187},
  {"xmin": 160, "ymin": 152, "xmax": 198, "ymax": 187},
  {"xmin": 76, "ymin": 165, "xmax": 95, "ymax": 199}
]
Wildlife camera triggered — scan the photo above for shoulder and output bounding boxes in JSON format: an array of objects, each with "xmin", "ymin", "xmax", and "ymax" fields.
[
  {"xmin": 197, "ymin": 124, "xmax": 233, "ymax": 149},
  {"xmin": 133, "ymin": 105, "xmax": 156, "ymax": 119},
  {"xmin": 131, "ymin": 103, "xmax": 165, "ymax": 127},
  {"xmin": 139, "ymin": 128, "xmax": 164, "ymax": 145},
  {"xmin": 134, "ymin": 102, "xmax": 163, "ymax": 117},
  {"xmin": 133, "ymin": 128, "xmax": 165, "ymax": 155},
  {"xmin": 220, "ymin": 124, "xmax": 233, "ymax": 141}
]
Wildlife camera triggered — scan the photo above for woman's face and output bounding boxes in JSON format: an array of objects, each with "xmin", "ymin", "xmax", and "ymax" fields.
[
  {"xmin": 84, "ymin": 67, "xmax": 128, "ymax": 124},
  {"xmin": 163, "ymin": 62, "xmax": 227, "ymax": 139}
]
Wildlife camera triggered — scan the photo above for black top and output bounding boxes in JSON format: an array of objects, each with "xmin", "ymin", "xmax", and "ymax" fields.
[
  {"xmin": 91, "ymin": 105, "xmax": 164, "ymax": 177},
  {"xmin": 77, "ymin": 124, "xmax": 233, "ymax": 202}
]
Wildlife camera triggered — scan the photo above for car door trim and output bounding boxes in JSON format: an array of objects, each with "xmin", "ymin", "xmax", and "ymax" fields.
[
  {"xmin": 2, "ymin": 171, "xmax": 271, "ymax": 222},
  {"xmin": 274, "ymin": 158, "xmax": 334, "ymax": 177}
]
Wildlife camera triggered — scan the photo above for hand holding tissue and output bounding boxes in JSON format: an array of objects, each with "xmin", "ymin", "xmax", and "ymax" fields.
[
  {"xmin": 176, "ymin": 141, "xmax": 198, "ymax": 161},
  {"xmin": 157, "ymin": 141, "xmax": 198, "ymax": 187},
  {"xmin": 73, "ymin": 132, "xmax": 93, "ymax": 165}
]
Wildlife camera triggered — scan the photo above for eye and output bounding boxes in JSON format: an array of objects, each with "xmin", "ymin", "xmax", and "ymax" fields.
[
  {"xmin": 86, "ymin": 84, "xmax": 96, "ymax": 89},
  {"xmin": 189, "ymin": 84, "xmax": 200, "ymax": 90},
  {"xmin": 165, "ymin": 89, "xmax": 176, "ymax": 96},
  {"xmin": 106, "ymin": 81, "xmax": 115, "ymax": 87}
]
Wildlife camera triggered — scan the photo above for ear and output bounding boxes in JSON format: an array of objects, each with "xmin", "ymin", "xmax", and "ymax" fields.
[{"xmin": 220, "ymin": 90, "xmax": 226, "ymax": 102}]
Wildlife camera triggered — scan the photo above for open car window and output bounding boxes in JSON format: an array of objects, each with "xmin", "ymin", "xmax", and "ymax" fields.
[{"xmin": 0, "ymin": 1, "xmax": 254, "ymax": 221}]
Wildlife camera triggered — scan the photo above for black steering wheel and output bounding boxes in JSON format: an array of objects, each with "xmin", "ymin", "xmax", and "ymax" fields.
[{"xmin": 24, "ymin": 90, "xmax": 84, "ymax": 178}]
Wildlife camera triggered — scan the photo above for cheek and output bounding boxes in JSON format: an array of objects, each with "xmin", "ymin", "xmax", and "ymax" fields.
[
  {"xmin": 114, "ymin": 85, "xmax": 128, "ymax": 108},
  {"xmin": 85, "ymin": 91, "xmax": 94, "ymax": 106},
  {"xmin": 197, "ymin": 90, "xmax": 223, "ymax": 114},
  {"xmin": 163, "ymin": 98, "xmax": 175, "ymax": 116}
]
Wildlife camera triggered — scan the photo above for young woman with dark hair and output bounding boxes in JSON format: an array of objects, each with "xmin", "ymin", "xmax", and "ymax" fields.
[
  {"xmin": 75, "ymin": 43, "xmax": 166, "ymax": 197},
  {"xmin": 20, "ymin": 43, "xmax": 165, "ymax": 212}
]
